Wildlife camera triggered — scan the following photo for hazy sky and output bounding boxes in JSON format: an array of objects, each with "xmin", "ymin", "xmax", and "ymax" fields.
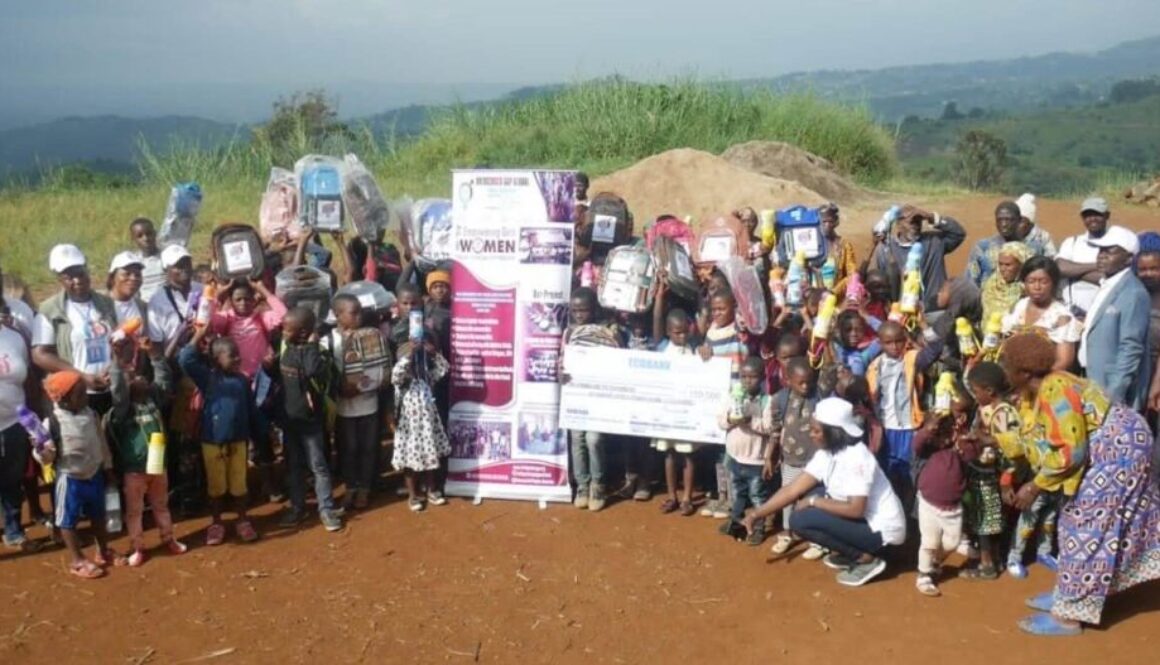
[{"xmin": 2, "ymin": 0, "xmax": 1159, "ymax": 125}]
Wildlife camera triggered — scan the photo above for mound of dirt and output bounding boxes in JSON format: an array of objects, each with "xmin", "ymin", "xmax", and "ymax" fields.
[
  {"xmin": 590, "ymin": 148, "xmax": 826, "ymax": 230},
  {"xmin": 1125, "ymin": 176, "xmax": 1160, "ymax": 207},
  {"xmin": 721, "ymin": 141, "xmax": 865, "ymax": 204}
]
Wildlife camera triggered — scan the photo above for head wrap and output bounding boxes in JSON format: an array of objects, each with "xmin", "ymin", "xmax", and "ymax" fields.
[
  {"xmin": 1015, "ymin": 193, "xmax": 1037, "ymax": 223},
  {"xmin": 997, "ymin": 241, "xmax": 1034, "ymax": 264},
  {"xmin": 44, "ymin": 370, "xmax": 83, "ymax": 403},
  {"xmin": 426, "ymin": 270, "xmax": 451, "ymax": 291}
]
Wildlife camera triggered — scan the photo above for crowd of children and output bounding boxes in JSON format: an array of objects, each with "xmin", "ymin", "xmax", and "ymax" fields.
[{"xmin": 2, "ymin": 192, "xmax": 1158, "ymax": 622}]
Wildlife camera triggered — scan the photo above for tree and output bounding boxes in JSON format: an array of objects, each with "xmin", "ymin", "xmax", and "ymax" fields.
[
  {"xmin": 1109, "ymin": 78, "xmax": 1160, "ymax": 104},
  {"xmin": 953, "ymin": 130, "xmax": 1007, "ymax": 190},
  {"xmin": 251, "ymin": 90, "xmax": 353, "ymax": 155},
  {"xmin": 940, "ymin": 101, "xmax": 964, "ymax": 121}
]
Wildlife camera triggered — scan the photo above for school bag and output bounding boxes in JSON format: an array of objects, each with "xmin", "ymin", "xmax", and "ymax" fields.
[
  {"xmin": 402, "ymin": 198, "xmax": 453, "ymax": 270},
  {"xmin": 258, "ymin": 168, "xmax": 302, "ymax": 243},
  {"xmin": 651, "ymin": 235, "xmax": 700, "ymax": 303},
  {"xmin": 210, "ymin": 224, "xmax": 265, "ymax": 282},
  {"xmin": 329, "ymin": 327, "xmax": 393, "ymax": 396},
  {"xmin": 279, "ymin": 341, "xmax": 341, "ymax": 430},
  {"xmin": 583, "ymin": 193, "xmax": 632, "ymax": 248},
  {"xmin": 597, "ymin": 245, "xmax": 658, "ymax": 314},
  {"xmin": 717, "ymin": 257, "xmax": 769, "ymax": 334},
  {"xmin": 775, "ymin": 205, "xmax": 828, "ymax": 266},
  {"xmin": 295, "ymin": 155, "xmax": 345, "ymax": 232},
  {"xmin": 275, "ymin": 265, "xmax": 333, "ymax": 322},
  {"xmin": 644, "ymin": 215, "xmax": 696, "ymax": 254},
  {"xmin": 158, "ymin": 182, "xmax": 202, "ymax": 248},
  {"xmin": 564, "ymin": 323, "xmax": 622, "ymax": 349},
  {"xmin": 694, "ymin": 213, "xmax": 747, "ymax": 266},
  {"xmin": 342, "ymin": 154, "xmax": 391, "ymax": 241}
]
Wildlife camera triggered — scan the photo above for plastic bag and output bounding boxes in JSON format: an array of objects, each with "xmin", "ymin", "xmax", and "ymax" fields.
[
  {"xmin": 158, "ymin": 182, "xmax": 202, "ymax": 248},
  {"xmin": 295, "ymin": 155, "xmax": 345, "ymax": 232},
  {"xmin": 259, "ymin": 167, "xmax": 302, "ymax": 243},
  {"xmin": 342, "ymin": 154, "xmax": 391, "ymax": 241},
  {"xmin": 597, "ymin": 245, "xmax": 657, "ymax": 314},
  {"xmin": 718, "ymin": 256, "xmax": 768, "ymax": 333},
  {"xmin": 405, "ymin": 198, "xmax": 453, "ymax": 268}
]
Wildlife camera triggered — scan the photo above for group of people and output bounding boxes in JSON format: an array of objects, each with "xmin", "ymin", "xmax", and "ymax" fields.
[
  {"xmin": 1, "ymin": 187, "xmax": 1159, "ymax": 639},
  {"xmin": 560, "ymin": 193, "xmax": 1160, "ymax": 637}
]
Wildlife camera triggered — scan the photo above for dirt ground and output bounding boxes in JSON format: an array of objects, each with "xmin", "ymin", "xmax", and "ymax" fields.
[
  {"xmin": 1, "ymin": 484, "xmax": 1158, "ymax": 665},
  {"xmin": 3, "ymin": 193, "xmax": 1159, "ymax": 664}
]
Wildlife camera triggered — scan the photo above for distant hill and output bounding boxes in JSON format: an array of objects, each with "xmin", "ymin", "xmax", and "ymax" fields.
[
  {"xmin": 0, "ymin": 115, "xmax": 245, "ymax": 180},
  {"xmin": 744, "ymin": 36, "xmax": 1160, "ymax": 120},
  {"xmin": 898, "ymin": 94, "xmax": 1160, "ymax": 194}
]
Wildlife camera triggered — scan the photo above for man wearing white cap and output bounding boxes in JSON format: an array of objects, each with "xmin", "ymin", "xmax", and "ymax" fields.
[
  {"xmin": 1014, "ymin": 193, "xmax": 1057, "ymax": 258},
  {"xmin": 146, "ymin": 245, "xmax": 203, "ymax": 352},
  {"xmin": 1079, "ymin": 225, "xmax": 1152, "ymax": 410},
  {"xmin": 1055, "ymin": 197, "xmax": 1112, "ymax": 317},
  {"xmin": 32, "ymin": 244, "xmax": 119, "ymax": 413}
]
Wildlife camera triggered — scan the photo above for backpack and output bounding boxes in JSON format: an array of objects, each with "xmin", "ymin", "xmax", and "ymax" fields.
[
  {"xmin": 775, "ymin": 205, "xmax": 828, "ymax": 265},
  {"xmin": 652, "ymin": 236, "xmax": 700, "ymax": 303},
  {"xmin": 296, "ymin": 155, "xmax": 345, "ymax": 232},
  {"xmin": 210, "ymin": 223, "xmax": 265, "ymax": 282},
  {"xmin": 279, "ymin": 342, "xmax": 340, "ymax": 430},
  {"xmin": 564, "ymin": 323, "xmax": 622, "ymax": 349},
  {"xmin": 645, "ymin": 215, "xmax": 695, "ymax": 254},
  {"xmin": 342, "ymin": 154, "xmax": 390, "ymax": 241},
  {"xmin": 584, "ymin": 193, "xmax": 632, "ymax": 248},
  {"xmin": 717, "ymin": 257, "xmax": 769, "ymax": 333},
  {"xmin": 258, "ymin": 167, "xmax": 302, "ymax": 243},
  {"xmin": 597, "ymin": 245, "xmax": 657, "ymax": 314},
  {"xmin": 694, "ymin": 214, "xmax": 747, "ymax": 266}
]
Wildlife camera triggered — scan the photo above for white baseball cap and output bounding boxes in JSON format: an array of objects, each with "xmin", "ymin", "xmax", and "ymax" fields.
[
  {"xmin": 813, "ymin": 397, "xmax": 864, "ymax": 438},
  {"xmin": 108, "ymin": 251, "xmax": 145, "ymax": 274},
  {"xmin": 48, "ymin": 244, "xmax": 87, "ymax": 273},
  {"xmin": 160, "ymin": 244, "xmax": 192, "ymax": 269},
  {"xmin": 1088, "ymin": 225, "xmax": 1139, "ymax": 256}
]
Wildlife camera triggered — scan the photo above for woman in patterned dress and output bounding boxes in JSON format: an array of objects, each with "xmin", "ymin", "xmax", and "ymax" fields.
[{"xmin": 1000, "ymin": 332, "xmax": 1160, "ymax": 636}]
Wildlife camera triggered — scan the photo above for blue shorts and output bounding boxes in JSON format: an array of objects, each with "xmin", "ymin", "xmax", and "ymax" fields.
[{"xmin": 54, "ymin": 474, "xmax": 106, "ymax": 530}]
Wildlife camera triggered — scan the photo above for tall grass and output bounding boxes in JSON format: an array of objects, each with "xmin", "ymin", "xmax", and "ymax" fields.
[{"xmin": 2, "ymin": 79, "xmax": 898, "ymax": 294}]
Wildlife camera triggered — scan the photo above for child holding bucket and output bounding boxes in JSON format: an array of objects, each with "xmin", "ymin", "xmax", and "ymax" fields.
[{"xmin": 107, "ymin": 338, "xmax": 186, "ymax": 566}]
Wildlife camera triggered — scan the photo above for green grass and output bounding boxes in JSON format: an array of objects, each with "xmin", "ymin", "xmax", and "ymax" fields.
[{"xmin": 1, "ymin": 79, "xmax": 897, "ymax": 294}]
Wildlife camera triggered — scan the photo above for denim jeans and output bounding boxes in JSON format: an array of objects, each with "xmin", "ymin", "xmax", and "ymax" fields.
[
  {"xmin": 789, "ymin": 493, "xmax": 885, "ymax": 561},
  {"xmin": 725, "ymin": 455, "xmax": 772, "ymax": 524},
  {"xmin": 286, "ymin": 422, "xmax": 336, "ymax": 514},
  {"xmin": 0, "ymin": 424, "xmax": 29, "ymax": 543},
  {"xmin": 569, "ymin": 430, "xmax": 606, "ymax": 491},
  {"xmin": 337, "ymin": 414, "xmax": 380, "ymax": 493}
]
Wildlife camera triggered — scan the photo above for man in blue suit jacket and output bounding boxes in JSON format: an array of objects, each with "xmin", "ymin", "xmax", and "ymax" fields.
[{"xmin": 1079, "ymin": 225, "xmax": 1152, "ymax": 410}]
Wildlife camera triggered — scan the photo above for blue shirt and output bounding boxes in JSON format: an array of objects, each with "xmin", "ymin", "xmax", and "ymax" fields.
[{"xmin": 178, "ymin": 345, "xmax": 258, "ymax": 444}]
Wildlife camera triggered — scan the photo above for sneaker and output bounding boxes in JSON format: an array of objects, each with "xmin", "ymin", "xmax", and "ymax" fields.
[
  {"xmin": 588, "ymin": 485, "xmax": 607, "ymax": 512},
  {"xmin": 320, "ymin": 510, "xmax": 343, "ymax": 532},
  {"xmin": 711, "ymin": 503, "xmax": 730, "ymax": 520},
  {"xmin": 836, "ymin": 557, "xmax": 887, "ymax": 587},
  {"xmin": 427, "ymin": 490, "xmax": 448, "ymax": 507},
  {"xmin": 278, "ymin": 509, "xmax": 306, "ymax": 528},
  {"xmin": 408, "ymin": 497, "xmax": 426, "ymax": 512},
  {"xmin": 633, "ymin": 485, "xmax": 652, "ymax": 502},
  {"xmin": 802, "ymin": 543, "xmax": 830, "ymax": 561},
  {"xmin": 745, "ymin": 527, "xmax": 766, "ymax": 547},
  {"xmin": 769, "ymin": 533, "xmax": 798, "ymax": 555},
  {"xmin": 823, "ymin": 552, "xmax": 855, "ymax": 570},
  {"xmin": 205, "ymin": 523, "xmax": 226, "ymax": 546},
  {"xmin": 573, "ymin": 488, "xmax": 589, "ymax": 510},
  {"xmin": 1007, "ymin": 562, "xmax": 1029, "ymax": 579},
  {"xmin": 956, "ymin": 539, "xmax": 978, "ymax": 559}
]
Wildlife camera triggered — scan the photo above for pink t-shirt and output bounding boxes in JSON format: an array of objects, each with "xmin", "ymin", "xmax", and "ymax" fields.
[{"xmin": 210, "ymin": 296, "xmax": 287, "ymax": 379}]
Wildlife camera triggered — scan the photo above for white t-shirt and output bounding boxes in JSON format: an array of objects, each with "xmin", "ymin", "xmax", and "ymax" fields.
[
  {"xmin": 1057, "ymin": 234, "xmax": 1100, "ymax": 314},
  {"xmin": 0, "ymin": 326, "xmax": 30, "ymax": 430},
  {"xmin": 2, "ymin": 298, "xmax": 36, "ymax": 338},
  {"xmin": 804, "ymin": 442, "xmax": 907, "ymax": 546},
  {"xmin": 32, "ymin": 300, "xmax": 113, "ymax": 385},
  {"xmin": 113, "ymin": 298, "xmax": 144, "ymax": 326},
  {"xmin": 1002, "ymin": 298, "xmax": 1082, "ymax": 344},
  {"xmin": 147, "ymin": 282, "xmax": 201, "ymax": 347},
  {"xmin": 135, "ymin": 253, "xmax": 166, "ymax": 303}
]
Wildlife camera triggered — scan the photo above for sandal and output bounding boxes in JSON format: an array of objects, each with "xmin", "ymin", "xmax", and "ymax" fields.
[
  {"xmin": 205, "ymin": 523, "xmax": 226, "ymax": 546},
  {"xmin": 69, "ymin": 560, "xmax": 105, "ymax": 579},
  {"xmin": 659, "ymin": 498, "xmax": 679, "ymax": 514},
  {"xmin": 164, "ymin": 538, "xmax": 188, "ymax": 555},
  {"xmin": 769, "ymin": 533, "xmax": 798, "ymax": 555},
  {"xmin": 961, "ymin": 564, "xmax": 999, "ymax": 581},
  {"xmin": 916, "ymin": 575, "xmax": 941, "ymax": 597},
  {"xmin": 235, "ymin": 519, "xmax": 259, "ymax": 543},
  {"xmin": 679, "ymin": 501, "xmax": 697, "ymax": 517},
  {"xmin": 128, "ymin": 549, "xmax": 147, "ymax": 568},
  {"xmin": 93, "ymin": 548, "xmax": 128, "ymax": 567},
  {"xmin": 1017, "ymin": 613, "xmax": 1082, "ymax": 637}
]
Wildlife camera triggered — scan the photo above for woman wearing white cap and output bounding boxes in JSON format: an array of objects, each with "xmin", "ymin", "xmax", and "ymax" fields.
[
  {"xmin": 743, "ymin": 397, "xmax": 907, "ymax": 587},
  {"xmin": 31, "ymin": 244, "xmax": 119, "ymax": 414},
  {"xmin": 145, "ymin": 244, "xmax": 202, "ymax": 354}
]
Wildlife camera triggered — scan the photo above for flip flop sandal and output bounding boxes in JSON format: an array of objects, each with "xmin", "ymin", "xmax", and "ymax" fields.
[
  {"xmin": 1018, "ymin": 613, "xmax": 1082, "ymax": 636},
  {"xmin": 659, "ymin": 498, "xmax": 679, "ymax": 514},
  {"xmin": 679, "ymin": 501, "xmax": 697, "ymax": 517},
  {"xmin": 1025, "ymin": 591, "xmax": 1055, "ymax": 613},
  {"xmin": 205, "ymin": 523, "xmax": 226, "ymax": 546},
  {"xmin": 235, "ymin": 520, "xmax": 259, "ymax": 543},
  {"xmin": 70, "ymin": 560, "xmax": 105, "ymax": 579}
]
